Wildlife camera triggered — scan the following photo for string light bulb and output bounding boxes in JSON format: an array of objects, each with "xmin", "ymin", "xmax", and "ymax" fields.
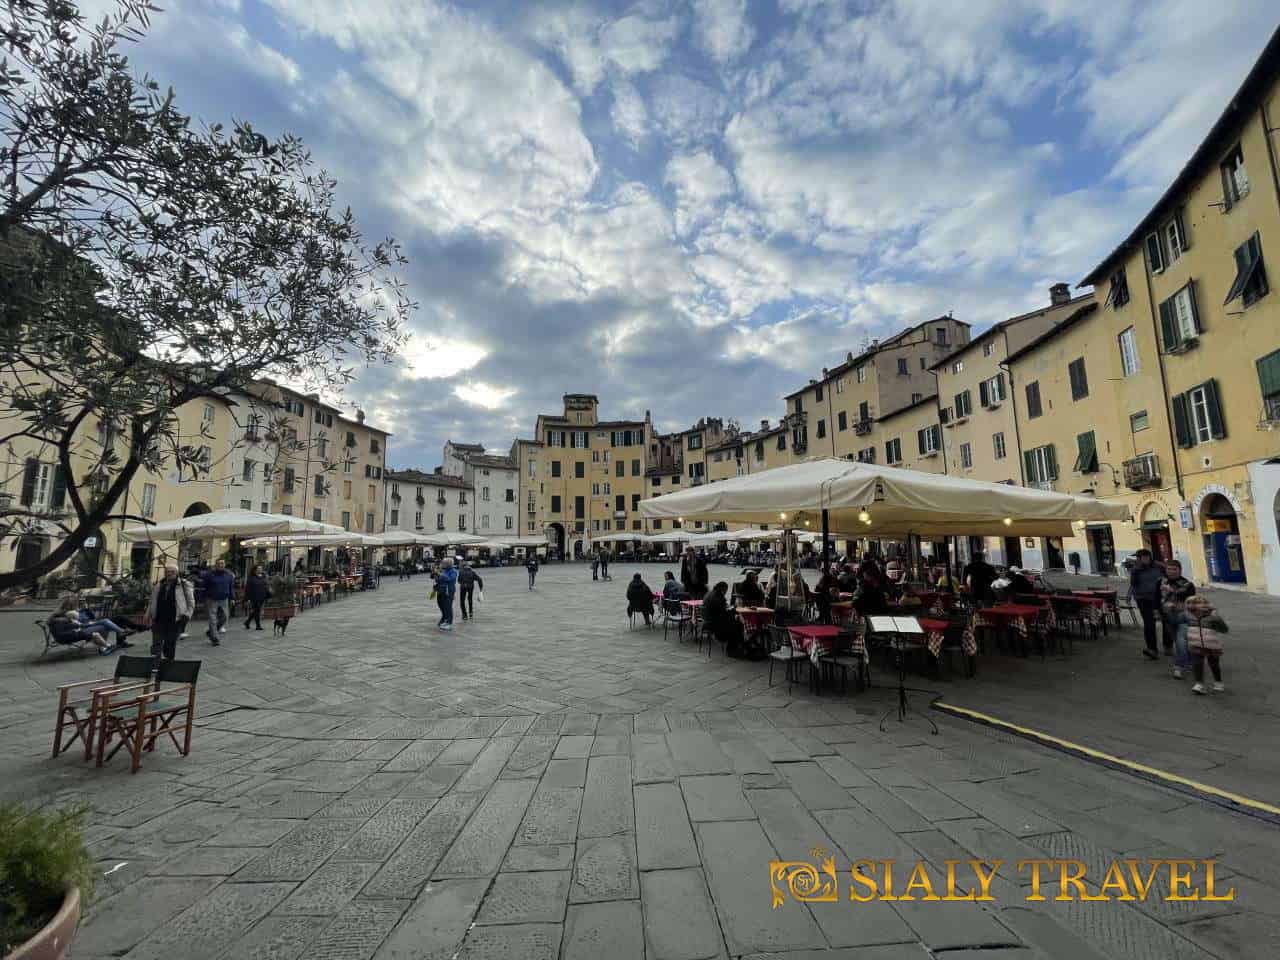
[
  {"xmin": 780, "ymin": 512, "xmax": 787, "ymax": 520},
  {"xmin": 858, "ymin": 510, "xmax": 870, "ymax": 522},
  {"xmin": 1002, "ymin": 517, "xmax": 1013, "ymax": 526}
]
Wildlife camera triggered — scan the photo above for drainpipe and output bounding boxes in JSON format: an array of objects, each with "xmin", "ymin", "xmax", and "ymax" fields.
[
  {"xmin": 1262, "ymin": 100, "xmax": 1280, "ymax": 221},
  {"xmin": 998, "ymin": 327, "xmax": 1025, "ymax": 485},
  {"xmin": 928, "ymin": 367, "xmax": 947, "ymax": 476}
]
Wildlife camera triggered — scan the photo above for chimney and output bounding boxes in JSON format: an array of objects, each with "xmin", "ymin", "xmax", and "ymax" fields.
[
  {"xmin": 1050, "ymin": 282, "xmax": 1070, "ymax": 305},
  {"xmin": 356, "ymin": 409, "xmax": 365, "ymax": 424},
  {"xmin": 760, "ymin": 419, "xmax": 769, "ymax": 431},
  {"xmin": 822, "ymin": 367, "xmax": 828, "ymax": 377},
  {"xmin": 847, "ymin": 352, "xmax": 854, "ymax": 362}
]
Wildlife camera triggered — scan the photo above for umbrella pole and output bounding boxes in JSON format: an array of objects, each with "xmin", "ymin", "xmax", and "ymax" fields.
[
  {"xmin": 880, "ymin": 527, "xmax": 938, "ymax": 736},
  {"xmin": 821, "ymin": 509, "xmax": 830, "ymax": 574}
]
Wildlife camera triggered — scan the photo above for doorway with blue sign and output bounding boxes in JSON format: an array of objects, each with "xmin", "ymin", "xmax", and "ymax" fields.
[{"xmin": 1200, "ymin": 493, "xmax": 1247, "ymax": 584}]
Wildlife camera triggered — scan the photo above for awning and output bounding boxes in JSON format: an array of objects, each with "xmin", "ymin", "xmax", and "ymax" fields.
[
  {"xmin": 638, "ymin": 458, "xmax": 1129, "ymax": 537},
  {"xmin": 121, "ymin": 509, "xmax": 341, "ymax": 542}
]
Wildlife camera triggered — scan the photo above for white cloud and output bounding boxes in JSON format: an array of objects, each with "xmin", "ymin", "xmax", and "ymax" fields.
[
  {"xmin": 665, "ymin": 150, "xmax": 734, "ymax": 236},
  {"xmin": 692, "ymin": 0, "xmax": 753, "ymax": 64},
  {"xmin": 401, "ymin": 337, "xmax": 488, "ymax": 380},
  {"xmin": 610, "ymin": 79, "xmax": 650, "ymax": 147},
  {"xmin": 453, "ymin": 381, "xmax": 516, "ymax": 409},
  {"xmin": 530, "ymin": 3, "xmax": 681, "ymax": 95}
]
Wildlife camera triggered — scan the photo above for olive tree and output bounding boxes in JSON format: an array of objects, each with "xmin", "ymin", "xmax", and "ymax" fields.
[{"xmin": 0, "ymin": 0, "xmax": 413, "ymax": 590}]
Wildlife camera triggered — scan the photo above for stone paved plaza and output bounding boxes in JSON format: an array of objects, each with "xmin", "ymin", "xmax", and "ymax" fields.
[{"xmin": 4, "ymin": 564, "xmax": 1280, "ymax": 959}]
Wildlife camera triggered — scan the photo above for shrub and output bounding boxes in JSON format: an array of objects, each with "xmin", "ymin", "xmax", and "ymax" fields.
[{"xmin": 0, "ymin": 803, "xmax": 95, "ymax": 952}]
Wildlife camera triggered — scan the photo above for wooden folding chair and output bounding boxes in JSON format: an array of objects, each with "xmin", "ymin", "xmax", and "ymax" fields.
[
  {"xmin": 52, "ymin": 656, "xmax": 155, "ymax": 759},
  {"xmin": 95, "ymin": 660, "xmax": 201, "ymax": 773}
]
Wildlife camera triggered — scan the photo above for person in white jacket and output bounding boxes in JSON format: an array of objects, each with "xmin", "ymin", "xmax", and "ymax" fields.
[{"xmin": 147, "ymin": 562, "xmax": 195, "ymax": 664}]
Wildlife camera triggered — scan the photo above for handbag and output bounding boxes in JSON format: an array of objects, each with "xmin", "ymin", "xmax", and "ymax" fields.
[{"xmin": 477, "ymin": 589, "xmax": 484, "ymax": 602}]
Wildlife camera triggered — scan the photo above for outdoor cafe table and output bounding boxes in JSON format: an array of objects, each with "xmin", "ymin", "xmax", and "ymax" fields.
[
  {"xmin": 787, "ymin": 624, "xmax": 865, "ymax": 666},
  {"xmin": 976, "ymin": 604, "xmax": 1041, "ymax": 641},
  {"xmin": 917, "ymin": 616, "xmax": 978, "ymax": 657},
  {"xmin": 1072, "ymin": 591, "xmax": 1113, "ymax": 626},
  {"xmin": 735, "ymin": 606, "xmax": 774, "ymax": 638},
  {"xmin": 680, "ymin": 599, "xmax": 704, "ymax": 626}
]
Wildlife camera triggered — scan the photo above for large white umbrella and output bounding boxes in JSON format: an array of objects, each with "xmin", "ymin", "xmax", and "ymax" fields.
[
  {"xmin": 478, "ymin": 535, "xmax": 551, "ymax": 548},
  {"xmin": 376, "ymin": 531, "xmax": 430, "ymax": 547},
  {"xmin": 121, "ymin": 508, "xmax": 340, "ymax": 542},
  {"xmin": 241, "ymin": 532, "xmax": 383, "ymax": 548},
  {"xmin": 411, "ymin": 531, "xmax": 489, "ymax": 547},
  {"xmin": 639, "ymin": 459, "xmax": 1128, "ymax": 537}
]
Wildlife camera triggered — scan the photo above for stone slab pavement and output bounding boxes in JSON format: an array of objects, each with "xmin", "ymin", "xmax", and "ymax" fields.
[{"xmin": 1, "ymin": 563, "xmax": 1279, "ymax": 958}]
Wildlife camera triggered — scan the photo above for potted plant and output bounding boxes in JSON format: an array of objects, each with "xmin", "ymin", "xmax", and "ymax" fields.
[
  {"xmin": 264, "ymin": 574, "xmax": 301, "ymax": 621},
  {"xmin": 1, "ymin": 803, "xmax": 94, "ymax": 960}
]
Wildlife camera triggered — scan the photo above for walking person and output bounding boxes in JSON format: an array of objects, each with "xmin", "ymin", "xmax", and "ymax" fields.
[
  {"xmin": 526, "ymin": 554, "xmax": 539, "ymax": 589},
  {"xmin": 1159, "ymin": 560, "xmax": 1197, "ymax": 678},
  {"xmin": 458, "ymin": 561, "xmax": 483, "ymax": 620},
  {"xmin": 434, "ymin": 557, "xmax": 458, "ymax": 630},
  {"xmin": 200, "ymin": 557, "xmax": 236, "ymax": 646},
  {"xmin": 243, "ymin": 565, "xmax": 271, "ymax": 631},
  {"xmin": 680, "ymin": 547, "xmax": 708, "ymax": 600},
  {"xmin": 1129, "ymin": 548, "xmax": 1164, "ymax": 661},
  {"xmin": 148, "ymin": 562, "xmax": 194, "ymax": 666},
  {"xmin": 600, "ymin": 551, "xmax": 610, "ymax": 580},
  {"xmin": 1185, "ymin": 595, "xmax": 1226, "ymax": 694},
  {"xmin": 591, "ymin": 551, "xmax": 600, "ymax": 581}
]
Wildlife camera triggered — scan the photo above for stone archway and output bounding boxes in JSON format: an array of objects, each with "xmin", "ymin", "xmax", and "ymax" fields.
[
  {"xmin": 548, "ymin": 523, "xmax": 565, "ymax": 561},
  {"xmin": 1200, "ymin": 493, "xmax": 1247, "ymax": 584}
]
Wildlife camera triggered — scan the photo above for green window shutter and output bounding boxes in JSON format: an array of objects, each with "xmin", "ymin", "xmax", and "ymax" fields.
[
  {"xmin": 1204, "ymin": 379, "xmax": 1226, "ymax": 439},
  {"xmin": 917, "ymin": 429, "xmax": 926, "ymax": 455},
  {"xmin": 20, "ymin": 459, "xmax": 38, "ymax": 506},
  {"xmin": 1023, "ymin": 450, "xmax": 1037, "ymax": 484},
  {"xmin": 50, "ymin": 465, "xmax": 67, "ymax": 509},
  {"xmin": 1171, "ymin": 393, "xmax": 1193, "ymax": 447},
  {"xmin": 1159, "ymin": 299, "xmax": 1178, "ymax": 351},
  {"xmin": 930, "ymin": 425, "xmax": 941, "ymax": 450},
  {"xmin": 1257, "ymin": 350, "xmax": 1280, "ymax": 397},
  {"xmin": 979, "ymin": 380, "xmax": 990, "ymax": 407},
  {"xmin": 1045, "ymin": 445, "xmax": 1059, "ymax": 480},
  {"xmin": 1146, "ymin": 233, "xmax": 1164, "ymax": 272},
  {"xmin": 1174, "ymin": 209, "xmax": 1189, "ymax": 251},
  {"xmin": 1186, "ymin": 279, "xmax": 1201, "ymax": 333}
]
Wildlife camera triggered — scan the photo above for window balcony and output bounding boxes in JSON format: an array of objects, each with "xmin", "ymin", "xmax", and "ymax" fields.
[
  {"xmin": 854, "ymin": 420, "xmax": 872, "ymax": 436},
  {"xmin": 1122, "ymin": 453, "xmax": 1161, "ymax": 490}
]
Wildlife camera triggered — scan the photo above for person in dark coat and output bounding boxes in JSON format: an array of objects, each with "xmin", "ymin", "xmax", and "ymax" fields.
[
  {"xmin": 702, "ymin": 581, "xmax": 745, "ymax": 655},
  {"xmin": 243, "ymin": 565, "xmax": 271, "ymax": 631},
  {"xmin": 963, "ymin": 552, "xmax": 997, "ymax": 608},
  {"xmin": 661, "ymin": 570, "xmax": 684, "ymax": 601},
  {"xmin": 1129, "ymin": 548, "xmax": 1165, "ymax": 660},
  {"xmin": 626, "ymin": 573, "xmax": 655, "ymax": 625},
  {"xmin": 458, "ymin": 561, "xmax": 483, "ymax": 620},
  {"xmin": 680, "ymin": 547, "xmax": 708, "ymax": 599},
  {"xmin": 736, "ymin": 570, "xmax": 765, "ymax": 608}
]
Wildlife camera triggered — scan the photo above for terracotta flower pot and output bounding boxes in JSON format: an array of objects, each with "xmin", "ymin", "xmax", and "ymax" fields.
[
  {"xmin": 262, "ymin": 605, "xmax": 299, "ymax": 621},
  {"xmin": 5, "ymin": 887, "xmax": 80, "ymax": 960}
]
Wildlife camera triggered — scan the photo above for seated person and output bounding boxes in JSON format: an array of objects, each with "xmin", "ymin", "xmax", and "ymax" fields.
[
  {"xmin": 703, "ymin": 581, "xmax": 747, "ymax": 656},
  {"xmin": 626, "ymin": 573, "xmax": 655, "ymax": 625},
  {"xmin": 736, "ymin": 570, "xmax": 765, "ymax": 608},
  {"xmin": 933, "ymin": 564, "xmax": 957, "ymax": 593},
  {"xmin": 1007, "ymin": 566, "xmax": 1036, "ymax": 597},
  {"xmin": 50, "ymin": 596, "xmax": 129, "ymax": 653},
  {"xmin": 661, "ymin": 570, "xmax": 684, "ymax": 601},
  {"xmin": 883, "ymin": 561, "xmax": 906, "ymax": 604},
  {"xmin": 837, "ymin": 564, "xmax": 858, "ymax": 593},
  {"xmin": 814, "ymin": 566, "xmax": 841, "ymax": 622}
]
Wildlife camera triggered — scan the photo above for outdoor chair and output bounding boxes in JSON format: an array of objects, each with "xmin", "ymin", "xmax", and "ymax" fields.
[
  {"xmin": 662, "ymin": 598, "xmax": 692, "ymax": 643},
  {"xmin": 52, "ymin": 655, "xmax": 156, "ymax": 760},
  {"xmin": 37, "ymin": 617, "xmax": 100, "ymax": 659},
  {"xmin": 818, "ymin": 628, "xmax": 864, "ymax": 695},
  {"xmin": 95, "ymin": 659, "xmax": 201, "ymax": 773},
  {"xmin": 766, "ymin": 625, "xmax": 807, "ymax": 692},
  {"xmin": 938, "ymin": 614, "xmax": 976, "ymax": 678},
  {"xmin": 1116, "ymin": 593, "xmax": 1140, "ymax": 628}
]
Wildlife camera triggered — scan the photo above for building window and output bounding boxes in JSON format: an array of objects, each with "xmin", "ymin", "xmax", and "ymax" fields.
[
  {"xmin": 1225, "ymin": 232, "xmax": 1269, "ymax": 308},
  {"xmin": 813, "ymin": 385, "xmax": 824, "ymax": 403},
  {"xmin": 1145, "ymin": 230, "xmax": 1165, "ymax": 274},
  {"xmin": 979, "ymin": 374, "xmax": 1005, "ymax": 407},
  {"xmin": 858, "ymin": 401, "xmax": 870, "ymax": 422},
  {"xmin": 1159, "ymin": 282, "xmax": 1200, "ymax": 350},
  {"xmin": 1068, "ymin": 358, "xmax": 1088, "ymax": 400},
  {"xmin": 482, "ymin": 486, "xmax": 490, "ymax": 500},
  {"xmin": 992, "ymin": 432, "xmax": 1006, "ymax": 460},
  {"xmin": 528, "ymin": 459, "xmax": 536, "ymax": 477},
  {"xmin": 592, "ymin": 482, "xmax": 600, "ymax": 496},
  {"xmin": 1164, "ymin": 210, "xmax": 1187, "ymax": 263},
  {"xmin": 1106, "ymin": 268, "xmax": 1130, "ymax": 309},
  {"xmin": 1074, "ymin": 431, "xmax": 1099, "ymax": 473},
  {"xmin": 1025, "ymin": 381, "xmax": 1042, "ymax": 419},
  {"xmin": 959, "ymin": 442, "xmax": 972, "ymax": 470},
  {"xmin": 1130, "ymin": 410, "xmax": 1150, "ymax": 433},
  {"xmin": 371, "ymin": 437, "xmax": 381, "ymax": 454},
  {"xmin": 911, "ymin": 392, "xmax": 922, "ymax": 403},
  {"xmin": 837, "ymin": 411, "xmax": 848, "ymax": 431},
  {"xmin": 834, "ymin": 378, "xmax": 843, "ymax": 394},
  {"xmin": 919, "ymin": 357, "xmax": 926, "ymax": 369},
  {"xmin": 141, "ymin": 482, "xmax": 157, "ymax": 518},
  {"xmin": 344, "ymin": 460, "xmax": 353, "ymax": 474},
  {"xmin": 314, "ymin": 474, "xmax": 325, "ymax": 496},
  {"xmin": 935, "ymin": 327, "xmax": 949, "ymax": 346},
  {"xmin": 390, "ymin": 508, "xmax": 399, "ymax": 526},
  {"xmin": 953, "ymin": 390, "xmax": 972, "ymax": 418},
  {"xmin": 856, "ymin": 365, "xmax": 866, "ymax": 383},
  {"xmin": 983, "ymin": 341, "xmax": 996, "ymax": 357},
  {"xmin": 856, "ymin": 447, "xmax": 875, "ymax": 463},
  {"xmin": 574, "ymin": 462, "xmax": 585, "ymax": 479},
  {"xmin": 816, "ymin": 418, "xmax": 826, "ymax": 439},
  {"xmin": 1172, "ymin": 380, "xmax": 1226, "ymax": 447},
  {"xmin": 342, "ymin": 480, "xmax": 352, "ymax": 499},
  {"xmin": 318, "ymin": 438, "xmax": 328, "ymax": 459},
  {"xmin": 1258, "ymin": 350, "xmax": 1280, "ymax": 420},
  {"xmin": 366, "ymin": 512, "xmax": 374, "ymax": 530},
  {"xmin": 776, "ymin": 432, "xmax": 786, "ymax": 451},
  {"xmin": 952, "ymin": 360, "xmax": 964, "ymax": 374},
  {"xmin": 436, "ymin": 513, "xmax": 445, "ymax": 530},
  {"xmin": 282, "ymin": 504, "xmax": 292, "ymax": 516},
  {"xmin": 414, "ymin": 511, "xmax": 422, "ymax": 528},
  {"xmin": 202, "ymin": 403, "xmax": 215, "ymax": 424},
  {"xmin": 885, "ymin": 438, "xmax": 902, "ymax": 464},
  {"xmin": 459, "ymin": 515, "xmax": 467, "ymax": 531},
  {"xmin": 506, "ymin": 516, "xmax": 513, "ymax": 529},
  {"xmin": 312, "ymin": 508, "xmax": 322, "ymax": 522},
  {"xmin": 574, "ymin": 496, "xmax": 584, "ymax": 519},
  {"xmin": 631, "ymin": 459, "xmax": 640, "ymax": 476},
  {"xmin": 551, "ymin": 460, "xmax": 561, "ymax": 478},
  {"xmin": 341, "ymin": 511, "xmax": 351, "ymax": 530},
  {"xmin": 1221, "ymin": 144, "xmax": 1250, "ymax": 208},
  {"xmin": 1024, "ymin": 445, "xmax": 1058, "ymax": 486},
  {"xmin": 551, "ymin": 495, "xmax": 561, "ymax": 514},
  {"xmin": 481, "ymin": 514, "xmax": 490, "ymax": 529},
  {"xmin": 1118, "ymin": 327, "xmax": 1140, "ymax": 377},
  {"xmin": 897, "ymin": 358, "xmax": 908, "ymax": 375},
  {"xmin": 917, "ymin": 425, "xmax": 940, "ymax": 455}
]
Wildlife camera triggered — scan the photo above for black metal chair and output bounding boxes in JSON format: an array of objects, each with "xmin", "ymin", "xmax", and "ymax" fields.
[
  {"xmin": 766, "ymin": 625, "xmax": 807, "ymax": 692},
  {"xmin": 662, "ymin": 598, "xmax": 692, "ymax": 643}
]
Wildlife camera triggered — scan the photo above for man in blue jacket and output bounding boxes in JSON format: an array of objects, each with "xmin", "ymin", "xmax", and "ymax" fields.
[
  {"xmin": 434, "ymin": 556, "xmax": 458, "ymax": 631},
  {"xmin": 201, "ymin": 558, "xmax": 236, "ymax": 646}
]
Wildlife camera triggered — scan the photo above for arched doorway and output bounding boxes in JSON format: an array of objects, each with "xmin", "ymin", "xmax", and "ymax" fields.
[
  {"xmin": 573, "ymin": 538, "xmax": 585, "ymax": 560},
  {"xmin": 1200, "ymin": 493, "xmax": 1247, "ymax": 584},
  {"xmin": 1140, "ymin": 502, "xmax": 1173, "ymax": 564},
  {"xmin": 548, "ymin": 523, "xmax": 565, "ymax": 561},
  {"xmin": 180, "ymin": 502, "xmax": 212, "ymax": 570},
  {"xmin": 14, "ymin": 535, "xmax": 48, "ymax": 586}
]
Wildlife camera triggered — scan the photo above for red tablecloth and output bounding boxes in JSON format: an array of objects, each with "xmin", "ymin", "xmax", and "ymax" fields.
[
  {"xmin": 736, "ymin": 607, "xmax": 773, "ymax": 633},
  {"xmin": 1067, "ymin": 594, "xmax": 1108, "ymax": 624},
  {"xmin": 917, "ymin": 616, "xmax": 978, "ymax": 657},
  {"xmin": 788, "ymin": 624, "xmax": 864, "ymax": 665},
  {"xmin": 977, "ymin": 604, "xmax": 1040, "ymax": 639}
]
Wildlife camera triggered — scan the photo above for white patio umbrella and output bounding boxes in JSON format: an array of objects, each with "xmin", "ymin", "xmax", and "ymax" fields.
[
  {"xmin": 411, "ymin": 531, "xmax": 490, "ymax": 547},
  {"xmin": 638, "ymin": 459, "xmax": 1128, "ymax": 537},
  {"xmin": 121, "ymin": 508, "xmax": 340, "ymax": 542},
  {"xmin": 241, "ymin": 532, "xmax": 383, "ymax": 548}
]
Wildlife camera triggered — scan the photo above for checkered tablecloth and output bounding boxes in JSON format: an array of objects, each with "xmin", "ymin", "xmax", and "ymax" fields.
[
  {"xmin": 923, "ymin": 619, "xmax": 978, "ymax": 657},
  {"xmin": 976, "ymin": 611, "xmax": 1029, "ymax": 640},
  {"xmin": 789, "ymin": 625, "xmax": 865, "ymax": 666}
]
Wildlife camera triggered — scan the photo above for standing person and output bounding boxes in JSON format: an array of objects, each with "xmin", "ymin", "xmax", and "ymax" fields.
[
  {"xmin": 434, "ymin": 557, "xmax": 458, "ymax": 630},
  {"xmin": 148, "ymin": 562, "xmax": 194, "ymax": 665},
  {"xmin": 1159, "ymin": 560, "xmax": 1197, "ymax": 678},
  {"xmin": 1129, "ymin": 548, "xmax": 1164, "ymax": 661},
  {"xmin": 962, "ymin": 551, "xmax": 997, "ymax": 608},
  {"xmin": 1185, "ymin": 595, "xmax": 1226, "ymax": 694},
  {"xmin": 591, "ymin": 551, "xmax": 600, "ymax": 581},
  {"xmin": 200, "ymin": 558, "xmax": 236, "ymax": 646},
  {"xmin": 458, "ymin": 561, "xmax": 483, "ymax": 620},
  {"xmin": 681, "ymin": 547, "xmax": 708, "ymax": 599},
  {"xmin": 243, "ymin": 565, "xmax": 271, "ymax": 631},
  {"xmin": 526, "ymin": 554, "xmax": 539, "ymax": 589},
  {"xmin": 600, "ymin": 551, "xmax": 610, "ymax": 581}
]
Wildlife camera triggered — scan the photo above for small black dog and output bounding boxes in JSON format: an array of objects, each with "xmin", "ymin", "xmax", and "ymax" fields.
[{"xmin": 273, "ymin": 618, "xmax": 290, "ymax": 635}]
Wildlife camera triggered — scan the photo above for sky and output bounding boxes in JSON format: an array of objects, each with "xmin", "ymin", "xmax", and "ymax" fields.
[{"xmin": 89, "ymin": 0, "xmax": 1278, "ymax": 469}]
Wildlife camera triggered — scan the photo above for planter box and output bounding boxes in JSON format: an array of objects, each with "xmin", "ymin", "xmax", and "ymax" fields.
[
  {"xmin": 6, "ymin": 886, "xmax": 80, "ymax": 960},
  {"xmin": 262, "ymin": 605, "xmax": 300, "ymax": 621}
]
